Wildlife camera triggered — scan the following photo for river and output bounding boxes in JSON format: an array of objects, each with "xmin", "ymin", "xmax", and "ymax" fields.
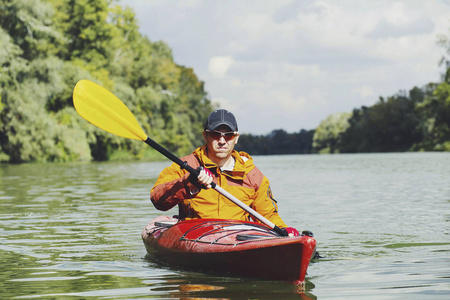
[{"xmin": 0, "ymin": 152, "xmax": 449, "ymax": 299}]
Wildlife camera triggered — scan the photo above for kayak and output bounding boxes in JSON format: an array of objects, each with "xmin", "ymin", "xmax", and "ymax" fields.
[{"xmin": 142, "ymin": 216, "xmax": 317, "ymax": 285}]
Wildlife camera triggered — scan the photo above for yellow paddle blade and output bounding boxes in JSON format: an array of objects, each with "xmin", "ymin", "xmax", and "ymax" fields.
[{"xmin": 73, "ymin": 80, "xmax": 148, "ymax": 141}]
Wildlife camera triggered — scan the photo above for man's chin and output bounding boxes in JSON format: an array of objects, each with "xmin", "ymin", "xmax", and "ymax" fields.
[
  {"xmin": 214, "ymin": 151, "xmax": 230, "ymax": 158},
  {"xmin": 215, "ymin": 153, "xmax": 228, "ymax": 158}
]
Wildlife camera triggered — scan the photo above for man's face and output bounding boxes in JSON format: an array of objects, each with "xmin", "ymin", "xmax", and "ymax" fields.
[{"xmin": 203, "ymin": 125, "xmax": 239, "ymax": 163}]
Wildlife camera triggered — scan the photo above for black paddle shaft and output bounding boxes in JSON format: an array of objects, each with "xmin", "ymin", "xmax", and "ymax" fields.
[{"xmin": 145, "ymin": 137, "xmax": 200, "ymax": 176}]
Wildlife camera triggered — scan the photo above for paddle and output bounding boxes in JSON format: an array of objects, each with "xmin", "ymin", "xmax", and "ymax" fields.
[{"xmin": 72, "ymin": 79, "xmax": 288, "ymax": 237}]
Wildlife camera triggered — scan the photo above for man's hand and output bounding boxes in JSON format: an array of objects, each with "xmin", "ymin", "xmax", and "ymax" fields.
[
  {"xmin": 285, "ymin": 227, "xmax": 300, "ymax": 237},
  {"xmin": 197, "ymin": 167, "xmax": 213, "ymax": 189},
  {"xmin": 189, "ymin": 166, "xmax": 213, "ymax": 189}
]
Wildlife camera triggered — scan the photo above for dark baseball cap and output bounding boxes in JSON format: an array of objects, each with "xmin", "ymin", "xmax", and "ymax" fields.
[{"xmin": 204, "ymin": 109, "xmax": 238, "ymax": 132}]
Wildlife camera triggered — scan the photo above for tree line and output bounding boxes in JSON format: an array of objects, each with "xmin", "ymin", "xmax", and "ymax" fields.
[
  {"xmin": 236, "ymin": 129, "xmax": 314, "ymax": 155},
  {"xmin": 237, "ymin": 80, "xmax": 449, "ymax": 155},
  {"xmin": 1, "ymin": 0, "xmax": 449, "ymax": 163}
]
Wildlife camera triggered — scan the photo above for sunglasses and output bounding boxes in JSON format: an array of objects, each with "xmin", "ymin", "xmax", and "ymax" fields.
[{"xmin": 206, "ymin": 130, "xmax": 238, "ymax": 141}]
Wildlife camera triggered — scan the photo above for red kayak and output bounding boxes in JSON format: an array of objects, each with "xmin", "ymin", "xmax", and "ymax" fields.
[{"xmin": 142, "ymin": 216, "xmax": 317, "ymax": 285}]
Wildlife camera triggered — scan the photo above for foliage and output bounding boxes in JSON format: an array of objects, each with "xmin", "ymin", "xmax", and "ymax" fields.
[
  {"xmin": 310, "ymin": 83, "xmax": 450, "ymax": 154},
  {"xmin": 338, "ymin": 91, "xmax": 423, "ymax": 153},
  {"xmin": 0, "ymin": 0, "xmax": 214, "ymax": 163},
  {"xmin": 313, "ymin": 112, "xmax": 351, "ymax": 154},
  {"xmin": 413, "ymin": 82, "xmax": 450, "ymax": 151}
]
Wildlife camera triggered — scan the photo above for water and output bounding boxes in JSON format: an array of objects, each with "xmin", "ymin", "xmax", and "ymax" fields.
[{"xmin": 0, "ymin": 152, "xmax": 449, "ymax": 299}]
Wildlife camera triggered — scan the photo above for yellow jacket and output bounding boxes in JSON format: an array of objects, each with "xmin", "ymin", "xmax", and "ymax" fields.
[{"xmin": 151, "ymin": 146, "xmax": 287, "ymax": 228}]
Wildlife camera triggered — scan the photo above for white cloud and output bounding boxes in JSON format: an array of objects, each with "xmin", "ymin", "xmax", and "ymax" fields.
[
  {"xmin": 208, "ymin": 56, "xmax": 234, "ymax": 78},
  {"xmin": 383, "ymin": 2, "xmax": 410, "ymax": 26}
]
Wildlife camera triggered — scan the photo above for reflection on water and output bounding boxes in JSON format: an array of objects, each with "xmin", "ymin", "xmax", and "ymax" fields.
[
  {"xmin": 146, "ymin": 273, "xmax": 316, "ymax": 300},
  {"xmin": 1, "ymin": 153, "xmax": 449, "ymax": 299}
]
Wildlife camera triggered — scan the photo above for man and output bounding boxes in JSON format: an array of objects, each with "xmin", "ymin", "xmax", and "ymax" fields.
[{"xmin": 151, "ymin": 109, "xmax": 299, "ymax": 236}]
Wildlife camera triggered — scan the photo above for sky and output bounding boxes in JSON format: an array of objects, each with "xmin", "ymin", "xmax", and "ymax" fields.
[{"xmin": 119, "ymin": 0, "xmax": 450, "ymax": 135}]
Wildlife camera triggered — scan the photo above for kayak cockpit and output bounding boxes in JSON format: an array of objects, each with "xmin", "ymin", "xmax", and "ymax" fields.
[{"xmin": 179, "ymin": 220, "xmax": 283, "ymax": 245}]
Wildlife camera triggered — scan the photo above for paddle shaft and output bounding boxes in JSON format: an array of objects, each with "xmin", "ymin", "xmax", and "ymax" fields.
[
  {"xmin": 144, "ymin": 137, "xmax": 287, "ymax": 236},
  {"xmin": 144, "ymin": 137, "xmax": 197, "ymax": 173}
]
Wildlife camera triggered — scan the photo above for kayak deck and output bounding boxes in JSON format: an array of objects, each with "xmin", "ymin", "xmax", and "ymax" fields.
[{"xmin": 142, "ymin": 216, "xmax": 316, "ymax": 284}]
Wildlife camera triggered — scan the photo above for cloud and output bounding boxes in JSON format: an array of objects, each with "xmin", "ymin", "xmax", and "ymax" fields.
[
  {"xmin": 208, "ymin": 56, "xmax": 234, "ymax": 78},
  {"xmin": 367, "ymin": 17, "xmax": 434, "ymax": 39}
]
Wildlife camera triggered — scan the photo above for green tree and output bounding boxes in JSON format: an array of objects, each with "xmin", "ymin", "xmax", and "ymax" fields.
[
  {"xmin": 0, "ymin": 0, "xmax": 63, "ymax": 60},
  {"xmin": 339, "ymin": 91, "xmax": 422, "ymax": 153},
  {"xmin": 414, "ymin": 83, "xmax": 450, "ymax": 151},
  {"xmin": 313, "ymin": 112, "xmax": 351, "ymax": 153}
]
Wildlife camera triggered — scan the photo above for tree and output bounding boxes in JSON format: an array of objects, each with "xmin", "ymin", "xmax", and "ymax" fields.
[
  {"xmin": 414, "ymin": 83, "xmax": 450, "ymax": 151},
  {"xmin": 339, "ymin": 91, "xmax": 422, "ymax": 153},
  {"xmin": 0, "ymin": 0, "xmax": 63, "ymax": 60},
  {"xmin": 313, "ymin": 112, "xmax": 351, "ymax": 153}
]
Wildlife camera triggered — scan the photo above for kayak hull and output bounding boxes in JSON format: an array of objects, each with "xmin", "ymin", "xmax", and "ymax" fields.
[{"xmin": 142, "ymin": 216, "xmax": 316, "ymax": 284}]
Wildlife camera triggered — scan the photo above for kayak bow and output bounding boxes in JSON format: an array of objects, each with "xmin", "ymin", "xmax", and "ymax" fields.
[{"xmin": 142, "ymin": 216, "xmax": 317, "ymax": 285}]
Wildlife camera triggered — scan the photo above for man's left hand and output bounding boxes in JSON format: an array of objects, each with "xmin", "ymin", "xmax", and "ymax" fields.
[{"xmin": 285, "ymin": 227, "xmax": 299, "ymax": 237}]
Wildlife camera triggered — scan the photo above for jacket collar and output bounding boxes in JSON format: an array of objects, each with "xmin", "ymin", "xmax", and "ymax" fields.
[{"xmin": 194, "ymin": 146, "xmax": 253, "ymax": 180}]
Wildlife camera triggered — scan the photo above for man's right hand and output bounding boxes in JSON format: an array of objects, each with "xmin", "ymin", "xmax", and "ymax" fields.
[{"xmin": 190, "ymin": 167, "xmax": 213, "ymax": 189}]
